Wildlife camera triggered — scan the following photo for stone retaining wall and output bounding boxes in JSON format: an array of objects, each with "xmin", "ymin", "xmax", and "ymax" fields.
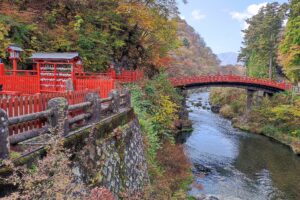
[{"xmin": 73, "ymin": 118, "xmax": 149, "ymax": 198}]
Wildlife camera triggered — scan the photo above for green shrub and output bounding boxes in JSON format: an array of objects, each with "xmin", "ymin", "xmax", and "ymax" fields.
[
  {"xmin": 130, "ymin": 73, "xmax": 182, "ymax": 164},
  {"xmin": 262, "ymin": 124, "xmax": 280, "ymax": 136},
  {"xmin": 291, "ymin": 129, "xmax": 300, "ymax": 138}
]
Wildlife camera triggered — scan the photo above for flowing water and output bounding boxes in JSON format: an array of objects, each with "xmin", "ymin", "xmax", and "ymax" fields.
[{"xmin": 185, "ymin": 92, "xmax": 300, "ymax": 200}]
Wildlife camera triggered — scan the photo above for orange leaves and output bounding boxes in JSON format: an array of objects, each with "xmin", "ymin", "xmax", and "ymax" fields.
[
  {"xmin": 85, "ymin": 187, "xmax": 115, "ymax": 200},
  {"xmin": 116, "ymin": 1, "xmax": 179, "ymax": 68},
  {"xmin": 278, "ymin": 44, "xmax": 300, "ymax": 83},
  {"xmin": 0, "ymin": 2, "xmax": 37, "ymax": 23},
  {"xmin": 156, "ymin": 56, "xmax": 174, "ymax": 68}
]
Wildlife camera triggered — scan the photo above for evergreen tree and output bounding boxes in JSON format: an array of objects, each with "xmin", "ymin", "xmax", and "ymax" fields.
[{"xmin": 239, "ymin": 2, "xmax": 287, "ymax": 79}]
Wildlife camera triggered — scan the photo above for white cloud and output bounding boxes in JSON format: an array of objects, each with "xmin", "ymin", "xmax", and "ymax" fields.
[
  {"xmin": 231, "ymin": 12, "xmax": 249, "ymax": 22},
  {"xmin": 247, "ymin": 3, "xmax": 267, "ymax": 15},
  {"xmin": 191, "ymin": 10, "xmax": 206, "ymax": 21},
  {"xmin": 230, "ymin": 3, "xmax": 267, "ymax": 32},
  {"xmin": 230, "ymin": 3, "xmax": 267, "ymax": 21}
]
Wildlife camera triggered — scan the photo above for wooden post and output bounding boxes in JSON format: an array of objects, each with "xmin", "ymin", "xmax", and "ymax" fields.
[
  {"xmin": 71, "ymin": 63, "xmax": 76, "ymax": 91},
  {"xmin": 47, "ymin": 97, "xmax": 69, "ymax": 136},
  {"xmin": 0, "ymin": 63, "xmax": 4, "ymax": 76},
  {"xmin": 109, "ymin": 90, "xmax": 120, "ymax": 113},
  {"xmin": 85, "ymin": 92, "xmax": 101, "ymax": 122},
  {"xmin": 0, "ymin": 109, "xmax": 9, "ymax": 160},
  {"xmin": 54, "ymin": 64, "xmax": 57, "ymax": 91},
  {"xmin": 37, "ymin": 62, "xmax": 41, "ymax": 93},
  {"xmin": 13, "ymin": 59, "xmax": 17, "ymax": 76},
  {"xmin": 124, "ymin": 89, "xmax": 131, "ymax": 107}
]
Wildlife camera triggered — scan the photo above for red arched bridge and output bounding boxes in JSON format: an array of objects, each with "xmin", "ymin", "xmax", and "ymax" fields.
[{"xmin": 170, "ymin": 75, "xmax": 293, "ymax": 93}]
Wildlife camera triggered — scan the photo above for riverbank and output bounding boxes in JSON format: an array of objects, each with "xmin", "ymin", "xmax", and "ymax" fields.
[
  {"xmin": 209, "ymin": 88, "xmax": 300, "ymax": 155},
  {"xmin": 232, "ymin": 117, "xmax": 300, "ymax": 155}
]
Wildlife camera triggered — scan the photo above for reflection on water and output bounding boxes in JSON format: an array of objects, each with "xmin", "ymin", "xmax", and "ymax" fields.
[{"xmin": 185, "ymin": 92, "xmax": 300, "ymax": 200}]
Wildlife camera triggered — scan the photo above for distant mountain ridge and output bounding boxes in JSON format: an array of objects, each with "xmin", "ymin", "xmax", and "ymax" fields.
[{"xmin": 218, "ymin": 52, "xmax": 242, "ymax": 66}]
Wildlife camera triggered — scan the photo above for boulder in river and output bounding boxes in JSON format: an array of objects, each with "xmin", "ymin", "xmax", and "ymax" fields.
[
  {"xmin": 193, "ymin": 163, "xmax": 211, "ymax": 174},
  {"xmin": 192, "ymin": 101, "xmax": 203, "ymax": 107},
  {"xmin": 211, "ymin": 105, "xmax": 221, "ymax": 113}
]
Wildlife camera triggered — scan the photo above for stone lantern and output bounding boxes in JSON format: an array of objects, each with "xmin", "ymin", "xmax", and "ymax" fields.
[{"xmin": 7, "ymin": 44, "xmax": 24, "ymax": 75}]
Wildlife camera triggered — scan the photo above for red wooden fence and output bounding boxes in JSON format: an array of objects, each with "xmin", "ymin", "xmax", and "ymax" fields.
[
  {"xmin": 0, "ymin": 72, "xmax": 115, "ymax": 97},
  {"xmin": 75, "ymin": 69, "xmax": 144, "ymax": 83},
  {"xmin": 0, "ymin": 63, "xmax": 142, "ymax": 96},
  {"xmin": 0, "ymin": 89, "xmax": 99, "ymax": 135},
  {"xmin": 75, "ymin": 79, "xmax": 115, "ymax": 98},
  {"xmin": 115, "ymin": 69, "xmax": 144, "ymax": 83},
  {"xmin": 0, "ymin": 74, "xmax": 39, "ymax": 94}
]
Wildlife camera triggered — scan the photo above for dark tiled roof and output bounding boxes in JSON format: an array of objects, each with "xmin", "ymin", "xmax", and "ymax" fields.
[{"xmin": 30, "ymin": 52, "xmax": 80, "ymax": 60}]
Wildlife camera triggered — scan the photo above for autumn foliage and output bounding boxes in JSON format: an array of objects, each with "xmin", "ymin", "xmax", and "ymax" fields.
[
  {"xmin": 0, "ymin": 0, "xmax": 180, "ymax": 72},
  {"xmin": 85, "ymin": 187, "xmax": 115, "ymax": 200},
  {"xmin": 143, "ymin": 141, "xmax": 192, "ymax": 199}
]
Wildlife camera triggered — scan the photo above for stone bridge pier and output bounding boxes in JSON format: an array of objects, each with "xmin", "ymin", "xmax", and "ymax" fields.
[
  {"xmin": 246, "ymin": 89, "xmax": 255, "ymax": 111},
  {"xmin": 246, "ymin": 89, "xmax": 273, "ymax": 111}
]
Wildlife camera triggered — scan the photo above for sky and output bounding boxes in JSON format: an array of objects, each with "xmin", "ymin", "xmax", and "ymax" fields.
[{"xmin": 177, "ymin": 0, "xmax": 288, "ymax": 54}]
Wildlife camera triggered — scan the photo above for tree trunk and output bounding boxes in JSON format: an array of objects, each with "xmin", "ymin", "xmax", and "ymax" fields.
[{"xmin": 269, "ymin": 55, "xmax": 273, "ymax": 80}]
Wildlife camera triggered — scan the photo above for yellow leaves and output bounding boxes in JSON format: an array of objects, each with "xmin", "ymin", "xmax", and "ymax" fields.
[
  {"xmin": 72, "ymin": 15, "xmax": 84, "ymax": 32},
  {"xmin": 270, "ymin": 99, "xmax": 300, "ymax": 120},
  {"xmin": 117, "ymin": 1, "xmax": 177, "ymax": 44},
  {"xmin": 154, "ymin": 94, "xmax": 179, "ymax": 127},
  {"xmin": 116, "ymin": 2, "xmax": 155, "ymax": 30},
  {"xmin": 278, "ymin": 44, "xmax": 300, "ymax": 83},
  {"xmin": 0, "ymin": 22, "xmax": 9, "ymax": 40},
  {"xmin": 116, "ymin": 1, "xmax": 179, "ymax": 67},
  {"xmin": 0, "ymin": 22, "xmax": 10, "ymax": 57}
]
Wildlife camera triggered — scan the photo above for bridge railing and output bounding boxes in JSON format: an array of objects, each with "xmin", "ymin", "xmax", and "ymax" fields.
[
  {"xmin": 170, "ymin": 75, "xmax": 293, "ymax": 91},
  {"xmin": 0, "ymin": 89, "xmax": 131, "ymax": 160}
]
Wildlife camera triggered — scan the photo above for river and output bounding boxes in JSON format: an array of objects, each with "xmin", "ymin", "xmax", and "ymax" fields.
[{"xmin": 185, "ymin": 92, "xmax": 300, "ymax": 200}]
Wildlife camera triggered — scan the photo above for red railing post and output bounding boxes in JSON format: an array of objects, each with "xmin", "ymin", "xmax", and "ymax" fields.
[
  {"xmin": 0, "ymin": 63, "xmax": 4, "ymax": 76},
  {"xmin": 112, "ymin": 69, "xmax": 116, "ymax": 79},
  {"xmin": 71, "ymin": 63, "xmax": 76, "ymax": 91},
  {"xmin": 37, "ymin": 62, "xmax": 41, "ymax": 93},
  {"xmin": 13, "ymin": 59, "xmax": 18, "ymax": 76}
]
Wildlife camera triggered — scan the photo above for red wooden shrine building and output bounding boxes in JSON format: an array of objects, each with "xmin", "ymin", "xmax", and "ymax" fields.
[{"xmin": 0, "ymin": 45, "xmax": 143, "ymax": 97}]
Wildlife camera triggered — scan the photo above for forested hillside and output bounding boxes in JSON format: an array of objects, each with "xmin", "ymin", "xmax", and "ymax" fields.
[
  {"xmin": 0, "ymin": 0, "xmax": 180, "ymax": 72},
  {"xmin": 167, "ymin": 20, "xmax": 220, "ymax": 77}
]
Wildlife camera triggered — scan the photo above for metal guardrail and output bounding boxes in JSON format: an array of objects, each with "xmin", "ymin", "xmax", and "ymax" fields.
[{"xmin": 0, "ymin": 89, "xmax": 131, "ymax": 160}]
